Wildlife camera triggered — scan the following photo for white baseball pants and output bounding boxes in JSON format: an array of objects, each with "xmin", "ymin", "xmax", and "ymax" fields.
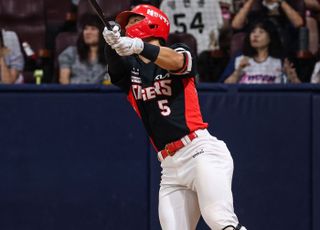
[{"xmin": 158, "ymin": 129, "xmax": 242, "ymax": 230}]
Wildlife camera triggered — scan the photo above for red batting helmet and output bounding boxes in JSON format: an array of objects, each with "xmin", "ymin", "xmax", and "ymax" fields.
[{"xmin": 116, "ymin": 4, "xmax": 170, "ymax": 41}]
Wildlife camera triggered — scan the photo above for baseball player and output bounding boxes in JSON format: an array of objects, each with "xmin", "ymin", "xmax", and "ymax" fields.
[{"xmin": 103, "ymin": 4, "xmax": 247, "ymax": 230}]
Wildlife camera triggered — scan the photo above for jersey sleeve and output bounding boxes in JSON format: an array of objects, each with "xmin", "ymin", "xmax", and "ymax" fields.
[
  {"xmin": 105, "ymin": 45, "xmax": 131, "ymax": 93},
  {"xmin": 168, "ymin": 43, "xmax": 196, "ymax": 77}
]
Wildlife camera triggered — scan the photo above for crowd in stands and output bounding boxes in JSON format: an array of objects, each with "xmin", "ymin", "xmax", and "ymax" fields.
[{"xmin": 0, "ymin": 0, "xmax": 320, "ymax": 84}]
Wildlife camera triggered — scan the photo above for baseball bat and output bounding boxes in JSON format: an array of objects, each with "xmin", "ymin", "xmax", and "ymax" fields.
[{"xmin": 88, "ymin": 0, "xmax": 119, "ymax": 30}]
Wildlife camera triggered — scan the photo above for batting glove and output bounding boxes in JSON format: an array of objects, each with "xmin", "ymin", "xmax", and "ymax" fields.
[
  {"xmin": 112, "ymin": 37, "xmax": 144, "ymax": 56},
  {"xmin": 103, "ymin": 25, "xmax": 120, "ymax": 46}
]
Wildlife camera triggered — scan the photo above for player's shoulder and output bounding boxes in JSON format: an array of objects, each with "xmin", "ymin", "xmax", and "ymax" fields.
[
  {"xmin": 169, "ymin": 43, "xmax": 194, "ymax": 56},
  {"xmin": 167, "ymin": 43, "xmax": 195, "ymax": 76}
]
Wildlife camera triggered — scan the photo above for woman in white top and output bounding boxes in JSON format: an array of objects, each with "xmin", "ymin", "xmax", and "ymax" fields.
[{"xmin": 224, "ymin": 19, "xmax": 300, "ymax": 84}]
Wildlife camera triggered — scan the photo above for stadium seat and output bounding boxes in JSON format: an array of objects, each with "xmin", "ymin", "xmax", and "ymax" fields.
[
  {"xmin": 197, "ymin": 50, "xmax": 229, "ymax": 82},
  {"xmin": 167, "ymin": 32, "xmax": 198, "ymax": 57},
  {"xmin": 53, "ymin": 31, "xmax": 79, "ymax": 82},
  {"xmin": 290, "ymin": 56, "xmax": 316, "ymax": 82},
  {"xmin": 44, "ymin": 0, "xmax": 77, "ymax": 32},
  {"xmin": 289, "ymin": 0, "xmax": 305, "ymax": 16},
  {"xmin": 77, "ymin": 0, "xmax": 131, "ymax": 30},
  {"xmin": 0, "ymin": 0, "xmax": 53, "ymax": 82},
  {"xmin": 54, "ymin": 32, "xmax": 79, "ymax": 62},
  {"xmin": 131, "ymin": 0, "xmax": 161, "ymax": 7},
  {"xmin": 0, "ymin": 0, "xmax": 47, "ymax": 57},
  {"xmin": 230, "ymin": 32, "xmax": 246, "ymax": 57}
]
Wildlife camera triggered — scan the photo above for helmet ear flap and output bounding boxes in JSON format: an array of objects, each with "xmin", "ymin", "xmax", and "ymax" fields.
[{"xmin": 149, "ymin": 24, "xmax": 159, "ymax": 30}]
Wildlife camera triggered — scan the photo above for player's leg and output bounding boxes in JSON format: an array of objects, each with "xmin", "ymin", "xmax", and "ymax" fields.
[
  {"xmin": 193, "ymin": 135, "xmax": 245, "ymax": 229},
  {"xmin": 158, "ymin": 185, "xmax": 201, "ymax": 230}
]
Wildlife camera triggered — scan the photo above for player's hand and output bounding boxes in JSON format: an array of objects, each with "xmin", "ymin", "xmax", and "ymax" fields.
[
  {"xmin": 112, "ymin": 37, "xmax": 144, "ymax": 56},
  {"xmin": 103, "ymin": 25, "xmax": 120, "ymax": 46}
]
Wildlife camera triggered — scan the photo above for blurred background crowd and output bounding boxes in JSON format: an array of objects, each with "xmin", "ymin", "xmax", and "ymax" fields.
[{"xmin": 0, "ymin": 0, "xmax": 319, "ymax": 84}]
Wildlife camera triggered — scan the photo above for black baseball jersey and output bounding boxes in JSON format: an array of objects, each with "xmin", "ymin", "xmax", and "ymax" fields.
[{"xmin": 106, "ymin": 43, "xmax": 208, "ymax": 151}]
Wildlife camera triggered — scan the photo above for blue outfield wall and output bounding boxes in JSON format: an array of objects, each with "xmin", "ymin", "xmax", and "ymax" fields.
[{"xmin": 0, "ymin": 84, "xmax": 319, "ymax": 230}]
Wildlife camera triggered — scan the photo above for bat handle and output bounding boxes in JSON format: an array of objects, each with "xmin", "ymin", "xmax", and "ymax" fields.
[{"xmin": 107, "ymin": 21, "xmax": 121, "ymax": 33}]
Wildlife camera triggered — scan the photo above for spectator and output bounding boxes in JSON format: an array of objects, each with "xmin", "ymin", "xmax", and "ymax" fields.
[
  {"xmin": 160, "ymin": 0, "xmax": 223, "ymax": 54},
  {"xmin": 220, "ymin": 0, "xmax": 234, "ymax": 29},
  {"xmin": 310, "ymin": 60, "xmax": 320, "ymax": 83},
  {"xmin": 0, "ymin": 29, "xmax": 24, "ymax": 84},
  {"xmin": 305, "ymin": 0, "xmax": 320, "ymax": 16},
  {"xmin": 305, "ymin": 0, "xmax": 320, "ymax": 54},
  {"xmin": 221, "ymin": 20, "xmax": 301, "ymax": 83},
  {"xmin": 231, "ymin": 0, "xmax": 304, "ymax": 57},
  {"xmin": 58, "ymin": 14, "xmax": 109, "ymax": 84}
]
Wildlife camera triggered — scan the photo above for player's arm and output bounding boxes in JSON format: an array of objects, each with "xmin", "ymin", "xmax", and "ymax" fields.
[
  {"xmin": 103, "ymin": 26, "xmax": 190, "ymax": 75},
  {"xmin": 144, "ymin": 43, "xmax": 193, "ymax": 75},
  {"xmin": 103, "ymin": 27, "xmax": 130, "ymax": 77},
  {"xmin": 104, "ymin": 44, "xmax": 132, "ymax": 93},
  {"xmin": 111, "ymin": 37, "xmax": 191, "ymax": 74},
  {"xmin": 105, "ymin": 44, "xmax": 130, "ymax": 78},
  {"xmin": 153, "ymin": 46, "xmax": 185, "ymax": 72}
]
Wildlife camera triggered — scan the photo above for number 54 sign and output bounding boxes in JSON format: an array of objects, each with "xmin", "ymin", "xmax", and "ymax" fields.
[{"xmin": 173, "ymin": 13, "xmax": 204, "ymax": 33}]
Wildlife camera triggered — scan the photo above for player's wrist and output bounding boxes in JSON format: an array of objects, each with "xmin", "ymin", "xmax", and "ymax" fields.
[
  {"xmin": 132, "ymin": 38, "xmax": 144, "ymax": 54},
  {"xmin": 140, "ymin": 42, "xmax": 160, "ymax": 62}
]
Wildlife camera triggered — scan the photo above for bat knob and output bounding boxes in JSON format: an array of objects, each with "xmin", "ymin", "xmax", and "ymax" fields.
[{"xmin": 108, "ymin": 21, "xmax": 121, "ymax": 33}]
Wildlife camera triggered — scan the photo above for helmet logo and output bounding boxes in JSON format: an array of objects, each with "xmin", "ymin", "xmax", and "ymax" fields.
[{"xmin": 146, "ymin": 9, "xmax": 169, "ymax": 26}]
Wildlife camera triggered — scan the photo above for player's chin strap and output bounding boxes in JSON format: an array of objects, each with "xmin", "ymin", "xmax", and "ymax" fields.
[{"xmin": 222, "ymin": 224, "xmax": 246, "ymax": 230}]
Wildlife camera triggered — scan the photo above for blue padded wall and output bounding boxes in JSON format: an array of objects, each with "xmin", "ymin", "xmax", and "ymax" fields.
[
  {"xmin": 0, "ymin": 86, "xmax": 148, "ymax": 230},
  {"xmin": 0, "ymin": 84, "xmax": 319, "ymax": 230}
]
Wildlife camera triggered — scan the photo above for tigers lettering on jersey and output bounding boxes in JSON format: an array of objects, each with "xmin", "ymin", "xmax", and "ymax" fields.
[
  {"xmin": 132, "ymin": 80, "xmax": 172, "ymax": 101},
  {"xmin": 111, "ymin": 43, "xmax": 208, "ymax": 150}
]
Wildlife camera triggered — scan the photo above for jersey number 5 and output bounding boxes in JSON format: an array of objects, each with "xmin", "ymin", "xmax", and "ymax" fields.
[{"xmin": 158, "ymin": 100, "xmax": 171, "ymax": 116}]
